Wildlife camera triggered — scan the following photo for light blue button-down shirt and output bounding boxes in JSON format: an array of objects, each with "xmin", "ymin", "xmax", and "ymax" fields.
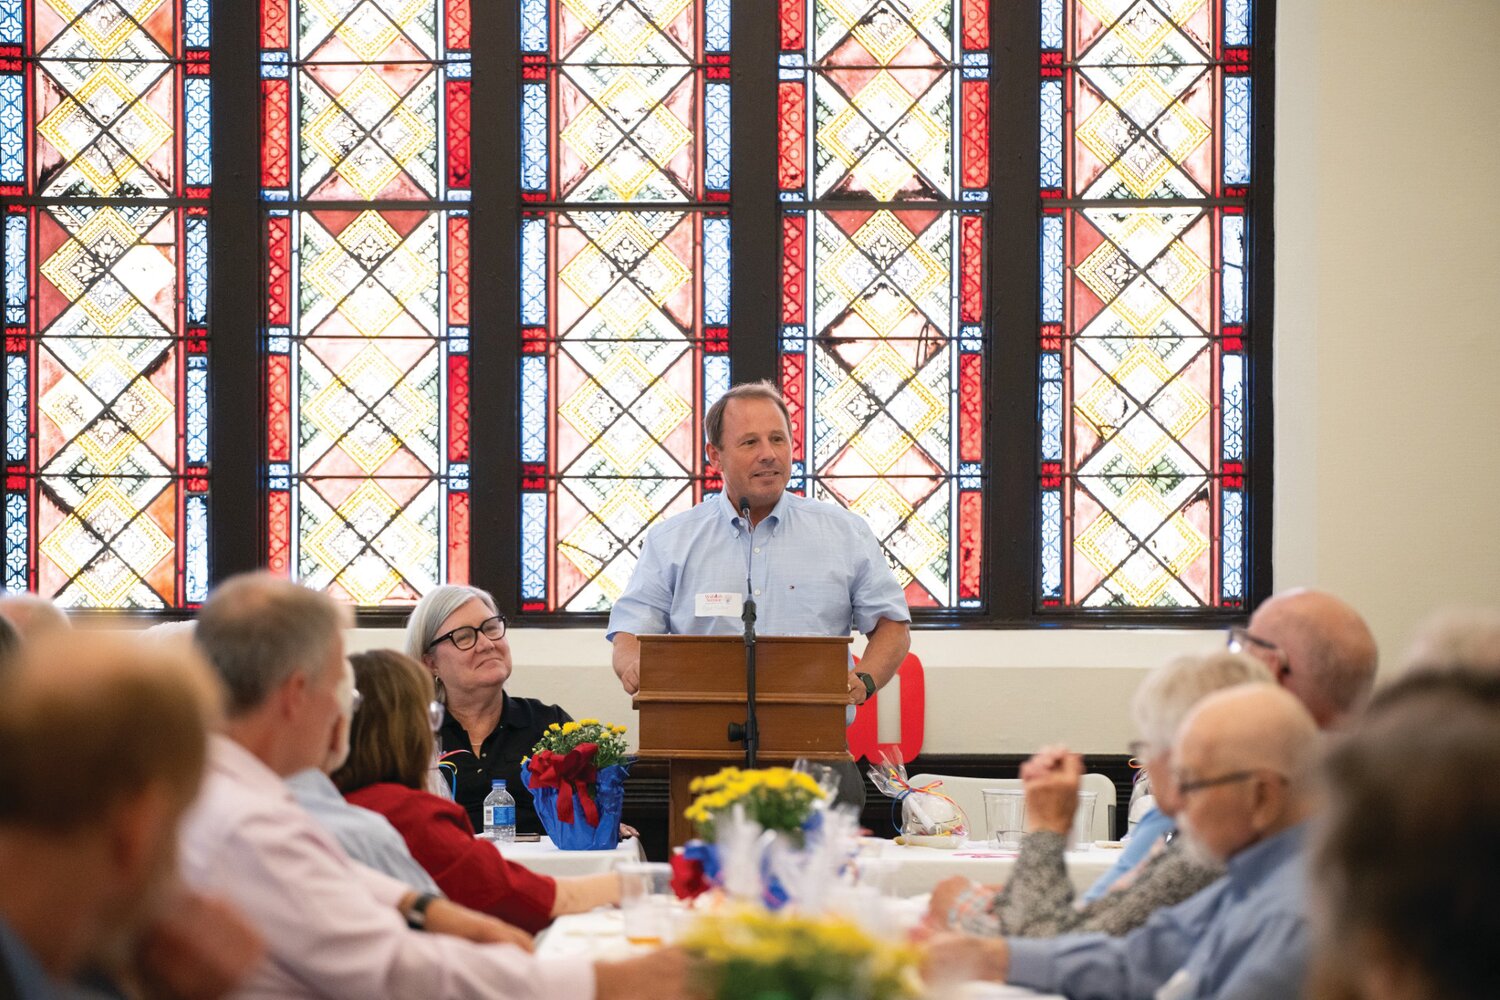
[
  {"xmin": 1080, "ymin": 805, "xmax": 1177, "ymax": 903},
  {"xmin": 0, "ymin": 915, "xmax": 56, "ymax": 1000},
  {"xmin": 607, "ymin": 491, "xmax": 910, "ymax": 641},
  {"xmin": 286, "ymin": 769, "xmax": 442, "ymax": 897},
  {"xmin": 1007, "ymin": 824, "xmax": 1310, "ymax": 1000}
]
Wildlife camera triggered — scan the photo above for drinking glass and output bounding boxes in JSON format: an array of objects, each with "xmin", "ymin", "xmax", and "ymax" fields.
[
  {"xmin": 617, "ymin": 861, "xmax": 675, "ymax": 945},
  {"xmin": 1070, "ymin": 791, "xmax": 1099, "ymax": 850},
  {"xmin": 983, "ymin": 788, "xmax": 1026, "ymax": 849}
]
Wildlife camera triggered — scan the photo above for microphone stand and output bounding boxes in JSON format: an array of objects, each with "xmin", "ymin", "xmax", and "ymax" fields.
[{"xmin": 728, "ymin": 496, "xmax": 760, "ymax": 769}]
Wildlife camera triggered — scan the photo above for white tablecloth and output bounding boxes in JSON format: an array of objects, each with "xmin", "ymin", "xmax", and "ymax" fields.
[
  {"xmin": 493, "ymin": 836, "xmax": 644, "ymax": 877},
  {"xmin": 863, "ymin": 838, "xmax": 1123, "ymax": 898}
]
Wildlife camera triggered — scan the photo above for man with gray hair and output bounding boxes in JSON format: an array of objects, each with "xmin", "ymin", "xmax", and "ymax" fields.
[
  {"xmin": 607, "ymin": 380, "xmax": 911, "ymax": 808},
  {"xmin": 1231, "ymin": 588, "xmax": 1378, "ymax": 728},
  {"xmin": 183, "ymin": 572, "xmax": 684, "ymax": 1000},
  {"xmin": 1401, "ymin": 606, "xmax": 1500, "ymax": 676},
  {"xmin": 926, "ymin": 684, "xmax": 1321, "ymax": 999},
  {"xmin": 0, "ymin": 592, "xmax": 70, "ymax": 641}
]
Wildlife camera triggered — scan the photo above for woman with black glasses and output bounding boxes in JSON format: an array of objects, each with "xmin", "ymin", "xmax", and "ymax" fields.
[{"xmin": 405, "ymin": 584, "xmax": 572, "ymax": 835}]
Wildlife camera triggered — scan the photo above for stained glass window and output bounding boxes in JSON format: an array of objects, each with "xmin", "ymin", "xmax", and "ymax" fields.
[
  {"xmin": 518, "ymin": 0, "xmax": 729, "ymax": 612},
  {"xmin": 1038, "ymin": 0, "xmax": 1252, "ymax": 609},
  {"xmin": 775, "ymin": 0, "xmax": 989, "ymax": 610},
  {"xmin": 4, "ymin": 0, "xmax": 211, "ymax": 608},
  {"xmin": 260, "ymin": 0, "xmax": 471, "ymax": 606}
]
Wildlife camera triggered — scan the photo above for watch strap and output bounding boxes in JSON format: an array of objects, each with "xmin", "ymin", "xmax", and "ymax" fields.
[{"xmin": 856, "ymin": 672, "xmax": 877, "ymax": 699}]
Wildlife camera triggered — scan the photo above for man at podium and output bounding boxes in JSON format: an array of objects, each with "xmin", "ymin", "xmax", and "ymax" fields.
[{"xmin": 606, "ymin": 381, "xmax": 911, "ymax": 811}]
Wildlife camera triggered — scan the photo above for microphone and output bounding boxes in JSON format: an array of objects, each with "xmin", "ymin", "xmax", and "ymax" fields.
[
  {"xmin": 730, "ymin": 495, "xmax": 759, "ymax": 767},
  {"xmin": 739, "ymin": 496, "xmax": 755, "ymax": 597}
]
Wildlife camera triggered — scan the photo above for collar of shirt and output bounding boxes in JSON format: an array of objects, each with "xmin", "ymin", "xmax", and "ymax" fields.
[
  {"xmin": 716, "ymin": 490, "xmax": 786, "ymax": 538},
  {"xmin": 211, "ymin": 734, "xmax": 294, "ymax": 802},
  {"xmin": 1224, "ymin": 822, "xmax": 1306, "ymax": 889},
  {"xmin": 285, "ymin": 768, "xmax": 343, "ymax": 804}
]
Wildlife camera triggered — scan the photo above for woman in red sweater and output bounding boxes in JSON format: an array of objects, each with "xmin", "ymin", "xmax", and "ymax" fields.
[{"xmin": 334, "ymin": 649, "xmax": 621, "ymax": 934}]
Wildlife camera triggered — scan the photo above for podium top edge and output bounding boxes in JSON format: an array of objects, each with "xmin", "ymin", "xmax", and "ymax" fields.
[{"xmin": 635, "ymin": 634, "xmax": 853, "ymax": 645}]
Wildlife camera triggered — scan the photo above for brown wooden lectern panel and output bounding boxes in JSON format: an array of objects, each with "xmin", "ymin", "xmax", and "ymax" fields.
[{"xmin": 634, "ymin": 634, "xmax": 851, "ymax": 847}]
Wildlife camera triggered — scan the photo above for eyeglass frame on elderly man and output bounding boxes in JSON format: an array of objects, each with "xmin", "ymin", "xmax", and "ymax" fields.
[
  {"xmin": 1226, "ymin": 625, "xmax": 1291, "ymax": 679},
  {"xmin": 425, "ymin": 614, "xmax": 507, "ymax": 652},
  {"xmin": 1174, "ymin": 768, "xmax": 1288, "ymax": 797}
]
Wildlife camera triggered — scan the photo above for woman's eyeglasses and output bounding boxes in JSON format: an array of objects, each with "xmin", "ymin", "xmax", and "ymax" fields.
[{"xmin": 426, "ymin": 615, "xmax": 507, "ymax": 652}]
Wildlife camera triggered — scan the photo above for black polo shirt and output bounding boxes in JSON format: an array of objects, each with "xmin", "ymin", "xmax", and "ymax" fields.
[{"xmin": 438, "ymin": 693, "xmax": 572, "ymax": 835}]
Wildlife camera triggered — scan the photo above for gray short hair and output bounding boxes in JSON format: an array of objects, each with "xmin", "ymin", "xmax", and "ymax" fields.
[
  {"xmin": 704, "ymin": 380, "xmax": 792, "ymax": 450},
  {"xmin": 1403, "ymin": 607, "xmax": 1500, "ymax": 677},
  {"xmin": 195, "ymin": 573, "xmax": 350, "ymax": 716},
  {"xmin": 404, "ymin": 584, "xmax": 499, "ymax": 660},
  {"xmin": 1131, "ymin": 650, "xmax": 1276, "ymax": 751}
]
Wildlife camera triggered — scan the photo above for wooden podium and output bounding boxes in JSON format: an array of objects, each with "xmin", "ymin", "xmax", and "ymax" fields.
[{"xmin": 633, "ymin": 634, "xmax": 852, "ymax": 847}]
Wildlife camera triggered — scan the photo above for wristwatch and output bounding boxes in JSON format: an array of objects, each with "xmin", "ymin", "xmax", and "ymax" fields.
[
  {"xmin": 856, "ymin": 671, "xmax": 877, "ymax": 700},
  {"xmin": 402, "ymin": 892, "xmax": 438, "ymax": 930}
]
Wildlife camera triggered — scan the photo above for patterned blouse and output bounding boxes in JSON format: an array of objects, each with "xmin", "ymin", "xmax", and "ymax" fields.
[{"xmin": 952, "ymin": 829, "xmax": 1223, "ymax": 938}]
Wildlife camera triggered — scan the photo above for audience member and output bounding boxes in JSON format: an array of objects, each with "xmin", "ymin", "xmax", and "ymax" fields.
[
  {"xmin": 406, "ymin": 585, "xmax": 571, "ymax": 835},
  {"xmin": 0, "ymin": 592, "xmax": 70, "ymax": 641},
  {"xmin": 288, "ymin": 656, "xmax": 442, "ymax": 895},
  {"xmin": 1233, "ymin": 588, "xmax": 1377, "ymax": 727},
  {"xmin": 929, "ymin": 651, "xmax": 1272, "ymax": 939},
  {"xmin": 336, "ymin": 650, "xmax": 622, "ymax": 934},
  {"xmin": 1400, "ymin": 606, "xmax": 1500, "ymax": 676},
  {"xmin": 925, "ymin": 684, "xmax": 1320, "ymax": 999},
  {"xmin": 184, "ymin": 572, "xmax": 681, "ymax": 1000},
  {"xmin": 1310, "ymin": 669, "xmax": 1500, "ymax": 1000},
  {"xmin": 0, "ymin": 613, "xmax": 17, "ymax": 669},
  {"xmin": 0, "ymin": 632, "xmax": 257, "ymax": 999}
]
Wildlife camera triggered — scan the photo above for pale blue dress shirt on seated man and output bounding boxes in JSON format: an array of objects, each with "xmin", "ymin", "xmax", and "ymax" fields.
[
  {"xmin": 286, "ymin": 768, "xmax": 442, "ymax": 897},
  {"xmin": 1007, "ymin": 824, "xmax": 1310, "ymax": 1000},
  {"xmin": 1080, "ymin": 805, "xmax": 1176, "ymax": 903}
]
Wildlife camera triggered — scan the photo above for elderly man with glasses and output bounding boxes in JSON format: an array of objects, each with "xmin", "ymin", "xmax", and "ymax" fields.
[
  {"xmin": 925, "ymin": 683, "xmax": 1321, "ymax": 1000},
  {"xmin": 1227, "ymin": 588, "xmax": 1378, "ymax": 729}
]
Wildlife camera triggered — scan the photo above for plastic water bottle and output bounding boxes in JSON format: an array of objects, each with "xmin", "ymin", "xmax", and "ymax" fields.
[{"xmin": 483, "ymin": 779, "xmax": 516, "ymax": 843}]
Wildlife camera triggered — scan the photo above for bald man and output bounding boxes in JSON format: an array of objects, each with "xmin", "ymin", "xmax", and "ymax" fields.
[
  {"xmin": 925, "ymin": 685, "xmax": 1320, "ymax": 1000},
  {"xmin": 1233, "ymin": 588, "xmax": 1377, "ymax": 728}
]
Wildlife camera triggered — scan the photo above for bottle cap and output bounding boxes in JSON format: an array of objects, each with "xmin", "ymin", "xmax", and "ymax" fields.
[{"xmin": 492, "ymin": 779, "xmax": 507, "ymax": 789}]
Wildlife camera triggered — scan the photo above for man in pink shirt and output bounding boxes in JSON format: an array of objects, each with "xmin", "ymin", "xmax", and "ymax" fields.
[{"xmin": 182, "ymin": 572, "xmax": 682, "ymax": 1000}]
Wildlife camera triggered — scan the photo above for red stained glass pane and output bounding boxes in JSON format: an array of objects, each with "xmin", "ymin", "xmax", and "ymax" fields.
[
  {"xmin": 267, "ymin": 490, "xmax": 291, "ymax": 575},
  {"xmin": 448, "ymin": 354, "xmax": 470, "ymax": 463},
  {"xmin": 963, "ymin": 0, "xmax": 989, "ymax": 50},
  {"xmin": 780, "ymin": 352, "xmax": 805, "ymax": 463},
  {"xmin": 261, "ymin": 0, "xmax": 289, "ymax": 48},
  {"xmin": 960, "ymin": 213, "xmax": 983, "ymax": 323},
  {"xmin": 448, "ymin": 492, "xmax": 470, "ymax": 585},
  {"xmin": 780, "ymin": 0, "xmax": 804, "ymax": 50},
  {"xmin": 446, "ymin": 80, "xmax": 472, "ymax": 190},
  {"xmin": 777, "ymin": 82, "xmax": 806, "ymax": 191},
  {"xmin": 265, "ymin": 215, "xmax": 290, "ymax": 324},
  {"xmin": 447, "ymin": 0, "xmax": 472, "ymax": 50},
  {"xmin": 962, "ymin": 81, "xmax": 989, "ymax": 190},
  {"xmin": 448, "ymin": 215, "xmax": 470, "ymax": 325},
  {"xmin": 260, "ymin": 79, "xmax": 289, "ymax": 188},
  {"xmin": 958, "ymin": 491, "xmax": 982, "ymax": 598},
  {"xmin": 266, "ymin": 354, "xmax": 291, "ymax": 462},
  {"xmin": 959, "ymin": 353, "xmax": 983, "ymax": 462},
  {"xmin": 781, "ymin": 213, "xmax": 805, "ymax": 323}
]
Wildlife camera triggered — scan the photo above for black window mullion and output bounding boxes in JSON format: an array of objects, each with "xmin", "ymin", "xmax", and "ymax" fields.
[
  {"xmin": 728, "ymin": 10, "xmax": 780, "ymax": 388},
  {"xmin": 1247, "ymin": 0, "xmax": 1277, "ymax": 610}
]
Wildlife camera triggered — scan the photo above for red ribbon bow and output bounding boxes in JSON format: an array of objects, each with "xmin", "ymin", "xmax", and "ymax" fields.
[
  {"xmin": 527, "ymin": 744, "xmax": 600, "ymax": 825},
  {"xmin": 669, "ymin": 854, "xmax": 709, "ymax": 900}
]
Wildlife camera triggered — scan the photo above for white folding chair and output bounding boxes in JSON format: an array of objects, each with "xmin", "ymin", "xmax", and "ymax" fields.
[{"xmin": 908, "ymin": 772, "xmax": 1117, "ymax": 842}]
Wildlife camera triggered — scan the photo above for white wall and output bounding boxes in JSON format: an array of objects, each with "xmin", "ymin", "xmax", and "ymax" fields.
[{"xmin": 353, "ymin": 0, "xmax": 1500, "ymax": 757}]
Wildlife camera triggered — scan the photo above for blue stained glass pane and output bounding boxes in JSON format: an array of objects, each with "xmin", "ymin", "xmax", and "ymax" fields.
[
  {"xmin": 521, "ymin": 84, "xmax": 548, "ymax": 190},
  {"xmin": 1222, "ymin": 490, "xmax": 1244, "ymax": 599},
  {"xmin": 1041, "ymin": 0, "xmax": 1064, "ymax": 49},
  {"xmin": 520, "ymin": 0, "xmax": 549, "ymax": 53},
  {"xmin": 1040, "ymin": 352, "xmax": 1062, "ymax": 461},
  {"xmin": 1225, "ymin": 0, "xmax": 1251, "ymax": 46},
  {"xmin": 1041, "ymin": 215, "xmax": 1063, "ymax": 323},
  {"xmin": 185, "ymin": 79, "xmax": 212, "ymax": 186},
  {"xmin": 705, "ymin": 83, "xmax": 731, "ymax": 190},
  {"xmin": 186, "ymin": 217, "xmax": 208, "ymax": 324},
  {"xmin": 521, "ymin": 493, "xmax": 547, "ymax": 601},
  {"xmin": 1041, "ymin": 490, "xmax": 1062, "ymax": 597},
  {"xmin": 1222, "ymin": 213, "xmax": 1244, "ymax": 325},
  {"xmin": 1222, "ymin": 352, "xmax": 1244, "ymax": 462},
  {"xmin": 704, "ymin": 356, "xmax": 730, "ymax": 410},
  {"xmin": 6, "ymin": 354, "xmax": 25, "ymax": 462},
  {"xmin": 0, "ymin": 0, "xmax": 19, "ymax": 45},
  {"xmin": 705, "ymin": 0, "xmax": 730, "ymax": 51},
  {"xmin": 520, "ymin": 355, "xmax": 547, "ymax": 463},
  {"xmin": 185, "ymin": 0, "xmax": 210, "ymax": 47},
  {"xmin": 4, "ymin": 213, "xmax": 24, "ymax": 325},
  {"xmin": 185, "ymin": 495, "xmax": 209, "ymax": 603},
  {"xmin": 1040, "ymin": 80, "xmax": 1062, "ymax": 189},
  {"xmin": 520, "ymin": 216, "xmax": 546, "ymax": 325},
  {"xmin": 0, "ymin": 76, "xmax": 23, "ymax": 184},
  {"xmin": 1224, "ymin": 77, "xmax": 1251, "ymax": 185},
  {"xmin": 5, "ymin": 493, "xmax": 25, "ymax": 593},
  {"xmin": 703, "ymin": 216, "xmax": 730, "ymax": 325},
  {"xmin": 186, "ymin": 355, "xmax": 209, "ymax": 464}
]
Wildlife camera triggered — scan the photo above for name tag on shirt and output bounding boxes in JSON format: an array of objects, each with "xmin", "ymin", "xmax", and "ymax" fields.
[{"xmin": 695, "ymin": 592, "xmax": 744, "ymax": 618}]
